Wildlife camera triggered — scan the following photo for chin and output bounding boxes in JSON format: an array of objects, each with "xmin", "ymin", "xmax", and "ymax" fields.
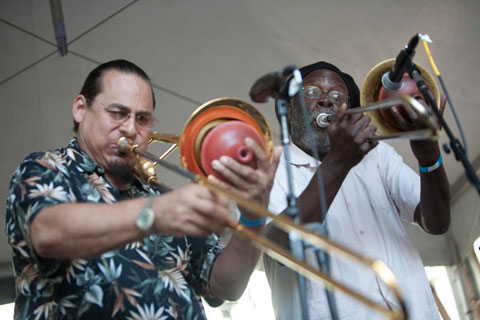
[
  {"xmin": 110, "ymin": 152, "xmax": 135, "ymax": 168},
  {"xmin": 317, "ymin": 144, "xmax": 330, "ymax": 155},
  {"xmin": 108, "ymin": 158, "xmax": 136, "ymax": 182}
]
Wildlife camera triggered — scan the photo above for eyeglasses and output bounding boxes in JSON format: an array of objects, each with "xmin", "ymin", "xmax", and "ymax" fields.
[
  {"xmin": 98, "ymin": 101, "xmax": 153, "ymax": 129},
  {"xmin": 303, "ymin": 86, "xmax": 348, "ymax": 105}
]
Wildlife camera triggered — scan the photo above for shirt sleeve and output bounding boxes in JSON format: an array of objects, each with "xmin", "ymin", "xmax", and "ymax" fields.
[
  {"xmin": 5, "ymin": 152, "xmax": 74, "ymax": 277},
  {"xmin": 378, "ymin": 143, "xmax": 420, "ymax": 223}
]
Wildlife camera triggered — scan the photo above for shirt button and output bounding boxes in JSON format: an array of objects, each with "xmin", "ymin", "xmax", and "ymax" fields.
[{"xmin": 359, "ymin": 230, "xmax": 365, "ymax": 235}]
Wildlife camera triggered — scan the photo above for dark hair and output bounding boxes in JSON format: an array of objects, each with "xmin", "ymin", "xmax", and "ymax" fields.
[{"xmin": 73, "ymin": 59, "xmax": 156, "ymax": 132}]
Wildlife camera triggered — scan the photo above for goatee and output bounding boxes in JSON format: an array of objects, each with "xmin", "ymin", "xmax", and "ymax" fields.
[
  {"xmin": 109, "ymin": 160, "xmax": 135, "ymax": 188},
  {"xmin": 290, "ymin": 108, "xmax": 331, "ymax": 155}
]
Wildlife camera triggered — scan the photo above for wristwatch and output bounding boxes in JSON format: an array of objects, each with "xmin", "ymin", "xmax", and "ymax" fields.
[{"xmin": 136, "ymin": 197, "xmax": 155, "ymax": 235}]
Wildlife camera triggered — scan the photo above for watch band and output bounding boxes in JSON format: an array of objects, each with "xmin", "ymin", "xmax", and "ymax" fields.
[
  {"xmin": 239, "ymin": 214, "xmax": 266, "ymax": 227},
  {"xmin": 418, "ymin": 153, "xmax": 442, "ymax": 173}
]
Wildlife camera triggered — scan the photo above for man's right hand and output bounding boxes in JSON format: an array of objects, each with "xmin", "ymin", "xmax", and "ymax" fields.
[
  {"xmin": 153, "ymin": 184, "xmax": 231, "ymax": 237},
  {"xmin": 324, "ymin": 102, "xmax": 378, "ymax": 173}
]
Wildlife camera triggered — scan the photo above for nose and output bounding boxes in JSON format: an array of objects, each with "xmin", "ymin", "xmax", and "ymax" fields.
[
  {"xmin": 119, "ymin": 115, "xmax": 137, "ymax": 137},
  {"xmin": 316, "ymin": 95, "xmax": 333, "ymax": 109}
]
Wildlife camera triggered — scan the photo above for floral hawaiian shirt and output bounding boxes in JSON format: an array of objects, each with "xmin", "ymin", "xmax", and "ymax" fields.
[{"xmin": 5, "ymin": 138, "xmax": 224, "ymax": 320}]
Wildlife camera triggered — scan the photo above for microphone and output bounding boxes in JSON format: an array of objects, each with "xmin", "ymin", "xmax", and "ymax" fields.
[
  {"xmin": 249, "ymin": 65, "xmax": 297, "ymax": 103},
  {"xmin": 381, "ymin": 33, "xmax": 420, "ymax": 92}
]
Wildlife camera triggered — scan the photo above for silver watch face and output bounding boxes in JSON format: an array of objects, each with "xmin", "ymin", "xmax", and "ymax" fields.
[{"xmin": 137, "ymin": 208, "xmax": 154, "ymax": 233}]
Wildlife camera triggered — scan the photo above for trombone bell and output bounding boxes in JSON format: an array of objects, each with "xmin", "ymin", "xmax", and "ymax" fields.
[
  {"xmin": 360, "ymin": 58, "xmax": 441, "ymax": 140},
  {"xmin": 148, "ymin": 97, "xmax": 275, "ymax": 180}
]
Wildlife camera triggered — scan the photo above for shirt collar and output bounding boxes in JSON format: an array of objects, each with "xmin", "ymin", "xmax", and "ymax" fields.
[
  {"xmin": 67, "ymin": 137, "xmax": 102, "ymax": 174},
  {"xmin": 67, "ymin": 137, "xmax": 152, "ymax": 192},
  {"xmin": 289, "ymin": 143, "xmax": 321, "ymax": 168}
]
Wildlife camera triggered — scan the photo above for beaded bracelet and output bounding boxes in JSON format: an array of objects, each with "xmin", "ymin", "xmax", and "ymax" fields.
[
  {"xmin": 419, "ymin": 153, "xmax": 442, "ymax": 173},
  {"xmin": 239, "ymin": 214, "xmax": 266, "ymax": 227}
]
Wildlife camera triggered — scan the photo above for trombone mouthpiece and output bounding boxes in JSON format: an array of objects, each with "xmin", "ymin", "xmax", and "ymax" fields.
[
  {"xmin": 316, "ymin": 113, "xmax": 333, "ymax": 128},
  {"xmin": 117, "ymin": 137, "xmax": 133, "ymax": 154}
]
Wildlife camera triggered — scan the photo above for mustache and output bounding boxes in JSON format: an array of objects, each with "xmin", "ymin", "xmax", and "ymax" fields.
[{"xmin": 297, "ymin": 109, "xmax": 336, "ymax": 125}]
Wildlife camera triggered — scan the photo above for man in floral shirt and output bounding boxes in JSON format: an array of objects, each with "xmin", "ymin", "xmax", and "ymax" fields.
[{"xmin": 6, "ymin": 59, "xmax": 280, "ymax": 319}]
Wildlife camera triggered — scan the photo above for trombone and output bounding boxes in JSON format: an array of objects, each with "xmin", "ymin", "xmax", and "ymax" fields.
[
  {"xmin": 316, "ymin": 94, "xmax": 440, "ymax": 141},
  {"xmin": 117, "ymin": 97, "xmax": 409, "ymax": 319}
]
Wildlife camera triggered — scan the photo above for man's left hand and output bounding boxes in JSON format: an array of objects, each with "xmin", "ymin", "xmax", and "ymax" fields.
[
  {"xmin": 409, "ymin": 94, "xmax": 447, "ymax": 162},
  {"xmin": 207, "ymin": 137, "xmax": 281, "ymax": 219}
]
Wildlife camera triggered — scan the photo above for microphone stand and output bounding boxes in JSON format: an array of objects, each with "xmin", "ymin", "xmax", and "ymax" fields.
[
  {"xmin": 406, "ymin": 60, "xmax": 480, "ymax": 194},
  {"xmin": 276, "ymin": 69, "xmax": 339, "ymax": 320},
  {"xmin": 276, "ymin": 97, "xmax": 310, "ymax": 320},
  {"xmin": 295, "ymin": 89, "xmax": 339, "ymax": 320}
]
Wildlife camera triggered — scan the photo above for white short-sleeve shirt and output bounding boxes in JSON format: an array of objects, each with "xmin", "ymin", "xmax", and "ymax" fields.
[{"xmin": 264, "ymin": 142, "xmax": 439, "ymax": 320}]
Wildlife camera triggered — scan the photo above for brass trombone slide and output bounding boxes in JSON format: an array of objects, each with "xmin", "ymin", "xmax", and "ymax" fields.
[
  {"xmin": 316, "ymin": 95, "xmax": 440, "ymax": 141},
  {"xmin": 117, "ymin": 137, "xmax": 408, "ymax": 320}
]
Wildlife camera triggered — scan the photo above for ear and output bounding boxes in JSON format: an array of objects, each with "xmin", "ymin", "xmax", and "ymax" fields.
[{"xmin": 72, "ymin": 95, "xmax": 87, "ymax": 124}]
